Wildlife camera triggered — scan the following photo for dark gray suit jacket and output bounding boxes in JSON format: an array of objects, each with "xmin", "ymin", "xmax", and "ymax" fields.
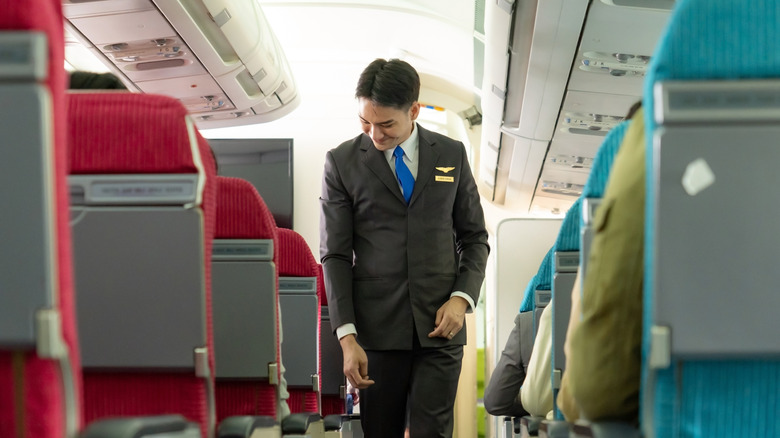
[{"xmin": 320, "ymin": 124, "xmax": 489, "ymax": 350}]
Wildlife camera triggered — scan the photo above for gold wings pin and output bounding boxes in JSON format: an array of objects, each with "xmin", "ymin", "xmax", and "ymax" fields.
[{"xmin": 435, "ymin": 167, "xmax": 455, "ymax": 173}]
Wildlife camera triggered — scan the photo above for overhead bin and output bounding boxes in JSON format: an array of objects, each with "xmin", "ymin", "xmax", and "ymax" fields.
[
  {"xmin": 478, "ymin": 0, "xmax": 589, "ymax": 211},
  {"xmin": 480, "ymin": 0, "xmax": 670, "ymax": 215},
  {"xmin": 63, "ymin": 0, "xmax": 299, "ymax": 129}
]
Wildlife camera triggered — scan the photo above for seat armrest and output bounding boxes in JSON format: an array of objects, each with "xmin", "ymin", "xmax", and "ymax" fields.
[
  {"xmin": 81, "ymin": 415, "xmax": 200, "ymax": 438},
  {"xmin": 323, "ymin": 414, "xmax": 345, "ymax": 431},
  {"xmin": 218, "ymin": 416, "xmax": 280, "ymax": 438},
  {"xmin": 539, "ymin": 419, "xmax": 571, "ymax": 438},
  {"xmin": 520, "ymin": 415, "xmax": 543, "ymax": 437},
  {"xmin": 281, "ymin": 412, "xmax": 323, "ymax": 435},
  {"xmin": 571, "ymin": 420, "xmax": 640, "ymax": 438}
]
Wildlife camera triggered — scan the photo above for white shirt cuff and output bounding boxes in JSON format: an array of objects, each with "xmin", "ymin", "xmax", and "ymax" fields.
[
  {"xmin": 336, "ymin": 323, "xmax": 357, "ymax": 340},
  {"xmin": 451, "ymin": 291, "xmax": 475, "ymax": 313}
]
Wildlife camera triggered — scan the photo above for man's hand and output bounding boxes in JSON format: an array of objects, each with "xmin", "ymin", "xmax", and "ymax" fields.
[
  {"xmin": 340, "ymin": 334, "xmax": 375, "ymax": 389},
  {"xmin": 428, "ymin": 296, "xmax": 468, "ymax": 339}
]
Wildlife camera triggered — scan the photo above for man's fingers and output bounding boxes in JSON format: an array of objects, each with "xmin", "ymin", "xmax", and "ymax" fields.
[
  {"xmin": 350, "ymin": 374, "xmax": 375, "ymax": 389},
  {"xmin": 434, "ymin": 307, "xmax": 444, "ymax": 326},
  {"xmin": 428, "ymin": 325, "xmax": 457, "ymax": 338}
]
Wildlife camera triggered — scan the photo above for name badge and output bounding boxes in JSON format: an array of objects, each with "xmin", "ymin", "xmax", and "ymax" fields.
[{"xmin": 435, "ymin": 175, "xmax": 454, "ymax": 183}]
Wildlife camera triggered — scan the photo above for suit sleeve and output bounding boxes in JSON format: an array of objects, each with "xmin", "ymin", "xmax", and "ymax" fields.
[
  {"xmin": 451, "ymin": 144, "xmax": 490, "ymax": 304},
  {"xmin": 319, "ymin": 150, "xmax": 356, "ymax": 333}
]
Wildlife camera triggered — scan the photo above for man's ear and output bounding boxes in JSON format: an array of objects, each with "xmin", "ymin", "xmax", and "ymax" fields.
[{"xmin": 409, "ymin": 102, "xmax": 421, "ymax": 121}]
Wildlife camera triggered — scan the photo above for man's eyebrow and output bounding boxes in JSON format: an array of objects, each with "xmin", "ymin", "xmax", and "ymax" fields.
[{"xmin": 358, "ymin": 115, "xmax": 394, "ymax": 125}]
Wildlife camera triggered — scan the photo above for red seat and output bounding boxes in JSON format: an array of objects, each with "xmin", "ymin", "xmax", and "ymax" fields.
[
  {"xmin": 68, "ymin": 92, "xmax": 217, "ymax": 437},
  {"xmin": 213, "ymin": 176, "xmax": 281, "ymax": 422},
  {"xmin": 317, "ymin": 264, "xmax": 347, "ymax": 418},
  {"xmin": 0, "ymin": 1, "xmax": 81, "ymax": 437},
  {"xmin": 276, "ymin": 228, "xmax": 321, "ymax": 414}
]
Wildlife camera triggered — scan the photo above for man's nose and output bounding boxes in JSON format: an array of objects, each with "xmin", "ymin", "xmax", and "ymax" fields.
[{"xmin": 369, "ymin": 125, "xmax": 382, "ymax": 141}]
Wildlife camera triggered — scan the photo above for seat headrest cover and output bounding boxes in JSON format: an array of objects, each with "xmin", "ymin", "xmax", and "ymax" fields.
[
  {"xmin": 68, "ymin": 93, "xmax": 202, "ymax": 175},
  {"xmin": 519, "ymin": 247, "xmax": 554, "ymax": 313},
  {"xmin": 644, "ymin": 0, "xmax": 780, "ymax": 141},
  {"xmin": 553, "ymin": 196, "xmax": 583, "ymax": 253},
  {"xmin": 582, "ymin": 120, "xmax": 631, "ymax": 199},
  {"xmin": 215, "ymin": 176, "xmax": 278, "ymax": 241},
  {"xmin": 277, "ymin": 228, "xmax": 318, "ymax": 277}
]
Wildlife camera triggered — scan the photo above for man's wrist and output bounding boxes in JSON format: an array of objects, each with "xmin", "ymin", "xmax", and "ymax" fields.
[
  {"xmin": 336, "ymin": 323, "xmax": 357, "ymax": 340},
  {"xmin": 339, "ymin": 333, "xmax": 357, "ymax": 346},
  {"xmin": 450, "ymin": 291, "xmax": 475, "ymax": 313}
]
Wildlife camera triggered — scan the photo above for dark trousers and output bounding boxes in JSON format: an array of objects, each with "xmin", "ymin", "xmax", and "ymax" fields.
[{"xmin": 360, "ymin": 335, "xmax": 463, "ymax": 438}]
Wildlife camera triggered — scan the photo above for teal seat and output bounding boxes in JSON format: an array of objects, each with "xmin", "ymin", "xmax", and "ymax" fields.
[
  {"xmin": 549, "ymin": 197, "xmax": 582, "ymax": 420},
  {"xmin": 519, "ymin": 248, "xmax": 553, "ymax": 314},
  {"xmin": 643, "ymin": 1, "xmax": 780, "ymax": 436}
]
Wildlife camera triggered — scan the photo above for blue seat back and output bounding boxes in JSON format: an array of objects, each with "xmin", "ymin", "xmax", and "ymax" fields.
[
  {"xmin": 581, "ymin": 120, "xmax": 632, "ymax": 201},
  {"xmin": 643, "ymin": 1, "xmax": 780, "ymax": 436},
  {"xmin": 519, "ymin": 248, "xmax": 553, "ymax": 314}
]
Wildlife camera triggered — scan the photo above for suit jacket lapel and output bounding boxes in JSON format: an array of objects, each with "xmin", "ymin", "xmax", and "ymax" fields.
[
  {"xmin": 360, "ymin": 135, "xmax": 406, "ymax": 204},
  {"xmin": 410, "ymin": 125, "xmax": 439, "ymax": 206}
]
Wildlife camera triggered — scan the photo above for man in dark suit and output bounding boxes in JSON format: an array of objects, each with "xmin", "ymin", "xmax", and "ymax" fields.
[{"xmin": 320, "ymin": 58, "xmax": 489, "ymax": 437}]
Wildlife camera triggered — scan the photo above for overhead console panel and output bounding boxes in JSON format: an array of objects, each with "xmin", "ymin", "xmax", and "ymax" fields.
[{"xmin": 63, "ymin": 0, "xmax": 299, "ymax": 129}]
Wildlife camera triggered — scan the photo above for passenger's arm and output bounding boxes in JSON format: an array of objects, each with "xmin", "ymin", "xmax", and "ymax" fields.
[
  {"xmin": 558, "ymin": 272, "xmax": 583, "ymax": 421},
  {"xmin": 520, "ymin": 303, "xmax": 554, "ymax": 418},
  {"xmin": 483, "ymin": 313, "xmax": 530, "ymax": 417}
]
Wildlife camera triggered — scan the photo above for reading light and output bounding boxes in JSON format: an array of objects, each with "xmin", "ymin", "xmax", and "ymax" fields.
[
  {"xmin": 561, "ymin": 111, "xmax": 623, "ymax": 135},
  {"xmin": 547, "ymin": 154, "xmax": 594, "ymax": 170},
  {"xmin": 541, "ymin": 181, "xmax": 585, "ymax": 197},
  {"xmin": 102, "ymin": 37, "xmax": 184, "ymax": 64},
  {"xmin": 579, "ymin": 51, "xmax": 651, "ymax": 77}
]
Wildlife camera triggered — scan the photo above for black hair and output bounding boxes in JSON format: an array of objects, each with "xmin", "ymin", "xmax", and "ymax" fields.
[
  {"xmin": 69, "ymin": 71, "xmax": 127, "ymax": 90},
  {"xmin": 625, "ymin": 100, "xmax": 642, "ymax": 120},
  {"xmin": 355, "ymin": 58, "xmax": 420, "ymax": 110}
]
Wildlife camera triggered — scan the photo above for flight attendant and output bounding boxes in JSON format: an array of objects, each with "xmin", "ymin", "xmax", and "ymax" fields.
[{"xmin": 320, "ymin": 58, "xmax": 489, "ymax": 437}]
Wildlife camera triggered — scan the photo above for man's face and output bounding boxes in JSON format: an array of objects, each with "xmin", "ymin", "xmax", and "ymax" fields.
[{"xmin": 358, "ymin": 98, "xmax": 420, "ymax": 151}]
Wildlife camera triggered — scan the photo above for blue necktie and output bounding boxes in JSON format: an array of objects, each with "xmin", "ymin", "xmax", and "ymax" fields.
[{"xmin": 393, "ymin": 146, "xmax": 414, "ymax": 204}]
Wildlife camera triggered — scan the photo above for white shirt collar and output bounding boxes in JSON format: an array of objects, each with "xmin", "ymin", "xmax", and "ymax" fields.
[{"xmin": 384, "ymin": 123, "xmax": 419, "ymax": 163}]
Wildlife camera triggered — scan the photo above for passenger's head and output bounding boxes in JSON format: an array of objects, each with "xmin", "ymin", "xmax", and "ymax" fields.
[
  {"xmin": 68, "ymin": 71, "xmax": 127, "ymax": 90},
  {"xmin": 355, "ymin": 58, "xmax": 421, "ymax": 151},
  {"xmin": 625, "ymin": 100, "xmax": 642, "ymax": 120}
]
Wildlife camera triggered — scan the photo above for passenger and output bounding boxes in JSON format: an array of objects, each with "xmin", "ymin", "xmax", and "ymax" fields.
[
  {"xmin": 68, "ymin": 71, "xmax": 127, "ymax": 89},
  {"xmin": 483, "ymin": 307, "xmax": 533, "ymax": 418},
  {"xmin": 519, "ymin": 302, "xmax": 554, "ymax": 419},
  {"xmin": 557, "ymin": 105, "xmax": 646, "ymax": 423},
  {"xmin": 483, "ymin": 283, "xmax": 553, "ymax": 419},
  {"xmin": 320, "ymin": 58, "xmax": 489, "ymax": 437}
]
